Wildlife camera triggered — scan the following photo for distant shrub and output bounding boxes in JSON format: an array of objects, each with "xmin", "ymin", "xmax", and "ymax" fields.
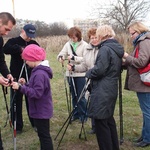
[
  {"xmin": 36, "ymin": 35, "xmax": 69, "ymax": 53},
  {"xmin": 4, "ymin": 34, "xmax": 133, "ymax": 55}
]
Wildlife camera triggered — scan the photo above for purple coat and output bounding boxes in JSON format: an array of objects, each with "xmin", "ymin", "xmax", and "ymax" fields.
[{"xmin": 20, "ymin": 60, "xmax": 53, "ymax": 119}]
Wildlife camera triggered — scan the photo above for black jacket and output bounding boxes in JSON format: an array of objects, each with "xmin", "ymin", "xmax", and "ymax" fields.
[
  {"xmin": 86, "ymin": 39, "xmax": 124, "ymax": 119},
  {"xmin": 3, "ymin": 36, "xmax": 39, "ymax": 79},
  {"xmin": 0, "ymin": 37, "xmax": 10, "ymax": 77}
]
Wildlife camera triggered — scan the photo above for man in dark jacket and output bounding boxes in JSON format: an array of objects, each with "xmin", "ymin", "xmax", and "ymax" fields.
[
  {"xmin": 3, "ymin": 24, "xmax": 39, "ymax": 134},
  {"xmin": 0, "ymin": 12, "xmax": 16, "ymax": 150}
]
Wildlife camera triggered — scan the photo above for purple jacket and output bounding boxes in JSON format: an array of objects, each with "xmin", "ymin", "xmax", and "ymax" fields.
[{"xmin": 20, "ymin": 60, "xmax": 53, "ymax": 119}]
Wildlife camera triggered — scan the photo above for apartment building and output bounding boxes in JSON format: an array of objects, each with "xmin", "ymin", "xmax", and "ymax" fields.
[{"xmin": 73, "ymin": 18, "xmax": 101, "ymax": 37}]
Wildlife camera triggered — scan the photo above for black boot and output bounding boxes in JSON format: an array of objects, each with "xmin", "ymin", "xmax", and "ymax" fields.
[{"xmin": 133, "ymin": 136, "xmax": 143, "ymax": 143}]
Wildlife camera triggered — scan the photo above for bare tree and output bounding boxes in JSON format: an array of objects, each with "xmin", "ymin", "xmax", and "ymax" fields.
[{"xmin": 92, "ymin": 0, "xmax": 150, "ymax": 32}]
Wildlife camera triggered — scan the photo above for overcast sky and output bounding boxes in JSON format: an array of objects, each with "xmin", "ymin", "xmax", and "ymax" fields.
[
  {"xmin": 1, "ymin": 0, "xmax": 150, "ymax": 27},
  {"xmin": 0, "ymin": 0, "xmax": 96, "ymax": 26}
]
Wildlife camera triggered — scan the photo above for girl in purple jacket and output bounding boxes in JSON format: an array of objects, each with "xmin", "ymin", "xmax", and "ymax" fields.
[{"xmin": 12, "ymin": 44, "xmax": 53, "ymax": 150}]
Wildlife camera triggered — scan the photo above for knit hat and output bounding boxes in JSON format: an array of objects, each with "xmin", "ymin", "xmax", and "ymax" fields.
[{"xmin": 22, "ymin": 44, "xmax": 46, "ymax": 61}]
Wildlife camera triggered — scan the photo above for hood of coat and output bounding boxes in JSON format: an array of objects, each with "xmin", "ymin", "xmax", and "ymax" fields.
[
  {"xmin": 98, "ymin": 38, "xmax": 124, "ymax": 58},
  {"xmin": 32, "ymin": 60, "xmax": 53, "ymax": 79},
  {"xmin": 137, "ymin": 31, "xmax": 150, "ymax": 43}
]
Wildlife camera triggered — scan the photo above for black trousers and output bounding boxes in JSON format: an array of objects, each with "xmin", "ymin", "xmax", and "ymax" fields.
[
  {"xmin": 95, "ymin": 116, "xmax": 119, "ymax": 150},
  {"xmin": 0, "ymin": 132, "xmax": 3, "ymax": 150},
  {"xmin": 0, "ymin": 140, "xmax": 3, "ymax": 150},
  {"xmin": 34, "ymin": 119, "xmax": 53, "ymax": 150},
  {"xmin": 91, "ymin": 117, "xmax": 95, "ymax": 131},
  {"xmin": 10, "ymin": 87, "xmax": 34, "ymax": 131}
]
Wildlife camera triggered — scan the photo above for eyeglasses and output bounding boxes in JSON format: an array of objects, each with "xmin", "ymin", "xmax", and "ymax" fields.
[{"xmin": 130, "ymin": 31, "xmax": 137, "ymax": 36}]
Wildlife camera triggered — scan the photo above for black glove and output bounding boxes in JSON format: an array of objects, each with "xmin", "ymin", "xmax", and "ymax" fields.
[{"xmin": 68, "ymin": 64, "xmax": 75, "ymax": 71}]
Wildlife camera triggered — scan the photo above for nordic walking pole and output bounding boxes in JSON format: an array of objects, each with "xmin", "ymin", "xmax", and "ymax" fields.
[
  {"xmin": 54, "ymin": 79, "xmax": 89, "ymax": 149},
  {"xmin": 54, "ymin": 104, "xmax": 75, "ymax": 141},
  {"xmin": 54, "ymin": 76, "xmax": 78, "ymax": 140},
  {"xmin": 55, "ymin": 102, "xmax": 82, "ymax": 150},
  {"xmin": 55, "ymin": 111, "xmax": 74, "ymax": 150},
  {"xmin": 2, "ymin": 86, "xmax": 12, "ymax": 128},
  {"xmin": 13, "ymin": 97, "xmax": 17, "ymax": 150},
  {"xmin": 24, "ymin": 62, "xmax": 29, "ymax": 82},
  {"xmin": 59, "ymin": 56, "xmax": 71, "ymax": 115},
  {"xmin": 69, "ymin": 75, "xmax": 78, "ymax": 124},
  {"xmin": 79, "ymin": 96, "xmax": 89, "ymax": 140},
  {"xmin": 10, "ymin": 91, "xmax": 17, "ymax": 150},
  {"xmin": 119, "ymin": 71, "xmax": 124, "ymax": 145},
  {"xmin": 54, "ymin": 103, "xmax": 79, "ymax": 150},
  {"xmin": 62, "ymin": 62, "xmax": 71, "ymax": 115},
  {"xmin": 10, "ymin": 62, "xmax": 26, "ymax": 150},
  {"xmin": 18, "ymin": 62, "xmax": 25, "ymax": 79},
  {"xmin": 78, "ymin": 79, "xmax": 89, "ymax": 140},
  {"xmin": 68, "ymin": 69, "xmax": 72, "ymax": 116},
  {"xmin": 9, "ymin": 80, "xmax": 17, "ymax": 150}
]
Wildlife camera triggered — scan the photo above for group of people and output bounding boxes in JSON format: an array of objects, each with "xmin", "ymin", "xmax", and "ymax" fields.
[
  {"xmin": 0, "ymin": 12, "xmax": 53, "ymax": 150},
  {"xmin": 58, "ymin": 22, "xmax": 150, "ymax": 150},
  {"xmin": 58, "ymin": 25, "xmax": 123, "ymax": 150},
  {"xmin": 0, "ymin": 11, "xmax": 150, "ymax": 150}
]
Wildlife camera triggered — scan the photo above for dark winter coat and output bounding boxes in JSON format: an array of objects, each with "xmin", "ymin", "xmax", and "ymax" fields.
[
  {"xmin": 0, "ymin": 37, "xmax": 10, "ymax": 77},
  {"xmin": 86, "ymin": 39, "xmax": 124, "ymax": 119},
  {"xmin": 20, "ymin": 60, "xmax": 53, "ymax": 119},
  {"xmin": 3, "ymin": 36, "xmax": 39, "ymax": 79}
]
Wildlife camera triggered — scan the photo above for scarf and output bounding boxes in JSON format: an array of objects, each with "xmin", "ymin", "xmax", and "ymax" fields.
[
  {"xmin": 71, "ymin": 42, "xmax": 78, "ymax": 52},
  {"xmin": 133, "ymin": 32, "xmax": 147, "ymax": 47}
]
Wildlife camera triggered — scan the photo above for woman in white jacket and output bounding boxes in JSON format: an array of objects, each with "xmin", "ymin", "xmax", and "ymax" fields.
[
  {"xmin": 67, "ymin": 28, "xmax": 99, "ymax": 132},
  {"xmin": 57, "ymin": 26, "xmax": 88, "ymax": 123}
]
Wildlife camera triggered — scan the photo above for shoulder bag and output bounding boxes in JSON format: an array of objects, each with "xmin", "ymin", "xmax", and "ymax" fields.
[{"xmin": 135, "ymin": 45, "xmax": 150, "ymax": 86}]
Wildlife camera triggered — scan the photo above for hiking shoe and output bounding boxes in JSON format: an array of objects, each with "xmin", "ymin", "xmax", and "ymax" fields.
[
  {"xmin": 33, "ymin": 127, "xmax": 37, "ymax": 132},
  {"xmin": 134, "ymin": 141, "xmax": 150, "ymax": 147},
  {"xmin": 87, "ymin": 129, "xmax": 95, "ymax": 134},
  {"xmin": 16, "ymin": 130, "xmax": 22, "ymax": 134},
  {"xmin": 133, "ymin": 136, "xmax": 143, "ymax": 143}
]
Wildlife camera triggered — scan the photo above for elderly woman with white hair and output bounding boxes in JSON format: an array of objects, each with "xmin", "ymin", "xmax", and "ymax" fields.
[{"xmin": 85, "ymin": 25, "xmax": 124, "ymax": 150}]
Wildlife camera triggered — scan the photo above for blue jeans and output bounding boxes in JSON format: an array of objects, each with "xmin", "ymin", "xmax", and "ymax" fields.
[
  {"xmin": 137, "ymin": 92, "xmax": 150, "ymax": 143},
  {"xmin": 68, "ymin": 77, "xmax": 87, "ymax": 121}
]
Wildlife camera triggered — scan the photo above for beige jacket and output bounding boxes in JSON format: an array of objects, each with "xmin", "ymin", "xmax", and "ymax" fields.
[
  {"xmin": 75, "ymin": 43, "xmax": 99, "ymax": 72},
  {"xmin": 74, "ymin": 43, "xmax": 99, "ymax": 99},
  {"xmin": 124, "ymin": 32, "xmax": 150, "ymax": 92},
  {"xmin": 57, "ymin": 39, "xmax": 88, "ymax": 77}
]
